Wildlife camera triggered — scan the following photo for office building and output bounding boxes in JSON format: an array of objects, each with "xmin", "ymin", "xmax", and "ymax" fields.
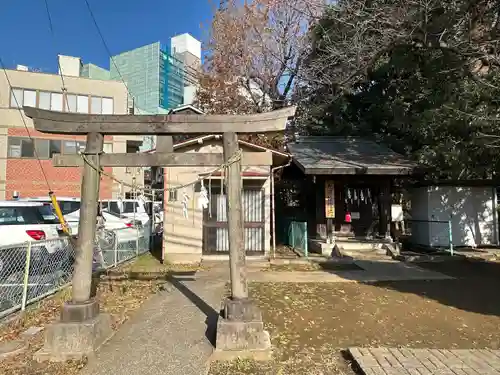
[
  {"xmin": 110, "ymin": 41, "xmax": 187, "ymax": 114},
  {"xmin": 0, "ymin": 55, "xmax": 143, "ymax": 199}
]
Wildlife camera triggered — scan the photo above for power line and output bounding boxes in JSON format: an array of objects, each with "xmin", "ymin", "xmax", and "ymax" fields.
[
  {"xmin": 44, "ymin": 0, "xmax": 69, "ymax": 98},
  {"xmin": 83, "ymin": 0, "xmax": 200, "ymax": 113},
  {"xmin": 0, "ymin": 57, "xmax": 52, "ymax": 191},
  {"xmin": 82, "ymin": 0, "xmax": 135, "ymax": 104},
  {"xmin": 44, "ymin": 0, "xmax": 82, "ymax": 160}
]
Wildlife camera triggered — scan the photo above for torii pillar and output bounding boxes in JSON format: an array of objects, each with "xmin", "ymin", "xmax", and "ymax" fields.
[{"xmin": 24, "ymin": 106, "xmax": 296, "ymax": 362}]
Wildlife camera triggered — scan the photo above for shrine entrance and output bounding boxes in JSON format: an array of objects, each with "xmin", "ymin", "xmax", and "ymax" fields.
[
  {"xmin": 340, "ymin": 182, "xmax": 379, "ymax": 236},
  {"xmin": 24, "ymin": 105, "xmax": 296, "ymax": 361},
  {"xmin": 287, "ymin": 137, "xmax": 416, "ymax": 242}
]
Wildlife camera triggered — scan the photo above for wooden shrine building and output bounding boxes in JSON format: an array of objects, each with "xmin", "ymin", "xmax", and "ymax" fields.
[{"xmin": 282, "ymin": 136, "xmax": 416, "ymax": 242}]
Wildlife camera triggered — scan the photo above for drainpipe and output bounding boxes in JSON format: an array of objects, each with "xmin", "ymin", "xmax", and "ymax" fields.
[{"xmin": 271, "ymin": 158, "xmax": 292, "ymax": 259}]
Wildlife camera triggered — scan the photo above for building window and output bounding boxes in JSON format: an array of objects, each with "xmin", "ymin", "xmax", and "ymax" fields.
[
  {"xmin": 39, "ymin": 92, "xmax": 51, "ymax": 110},
  {"xmin": 35, "ymin": 139, "xmax": 62, "ymax": 159},
  {"xmin": 91, "ymin": 97, "xmax": 102, "ymax": 114},
  {"xmin": 126, "ymin": 140, "xmax": 141, "ymax": 153},
  {"xmin": 9, "ymin": 89, "xmax": 114, "ymax": 115},
  {"xmin": 23, "ymin": 90, "xmax": 37, "ymax": 108},
  {"xmin": 63, "ymin": 140, "xmax": 86, "ymax": 154},
  {"xmin": 168, "ymin": 190, "xmax": 178, "ymax": 202},
  {"xmin": 50, "ymin": 93, "xmax": 63, "ymax": 111},
  {"xmin": 10, "ymin": 88, "xmax": 23, "ymax": 108},
  {"xmin": 103, "ymin": 143, "xmax": 113, "ymax": 153},
  {"xmin": 8, "ymin": 137, "xmax": 35, "ymax": 158},
  {"xmin": 65, "ymin": 94, "xmax": 77, "ymax": 112},
  {"xmin": 102, "ymin": 97, "xmax": 113, "ymax": 114},
  {"xmin": 76, "ymin": 95, "xmax": 89, "ymax": 114},
  {"xmin": 90, "ymin": 96, "xmax": 114, "ymax": 114}
]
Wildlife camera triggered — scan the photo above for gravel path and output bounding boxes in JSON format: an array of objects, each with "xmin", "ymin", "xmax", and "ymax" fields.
[{"xmin": 82, "ymin": 271, "xmax": 227, "ymax": 375}]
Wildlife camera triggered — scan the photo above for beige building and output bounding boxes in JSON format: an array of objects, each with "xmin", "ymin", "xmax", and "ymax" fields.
[
  {"xmin": 162, "ymin": 135, "xmax": 290, "ymax": 263},
  {"xmin": 0, "ymin": 55, "xmax": 143, "ymax": 200}
]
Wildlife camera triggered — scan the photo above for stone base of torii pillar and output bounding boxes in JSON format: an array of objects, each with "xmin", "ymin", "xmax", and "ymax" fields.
[
  {"xmin": 213, "ymin": 298, "xmax": 272, "ymax": 361},
  {"xmin": 34, "ymin": 299, "xmax": 113, "ymax": 362}
]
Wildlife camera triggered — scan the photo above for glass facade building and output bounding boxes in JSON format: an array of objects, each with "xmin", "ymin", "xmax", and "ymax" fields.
[
  {"xmin": 80, "ymin": 63, "xmax": 110, "ymax": 80},
  {"xmin": 110, "ymin": 42, "xmax": 185, "ymax": 114},
  {"xmin": 160, "ymin": 46, "xmax": 184, "ymax": 110}
]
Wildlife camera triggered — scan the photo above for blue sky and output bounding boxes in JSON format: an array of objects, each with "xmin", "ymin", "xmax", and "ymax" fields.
[{"xmin": 1, "ymin": 0, "xmax": 213, "ymax": 72}]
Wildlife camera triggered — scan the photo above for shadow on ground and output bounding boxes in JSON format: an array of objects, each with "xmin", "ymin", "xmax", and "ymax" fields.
[
  {"xmin": 166, "ymin": 273, "xmax": 222, "ymax": 347},
  {"xmin": 363, "ymin": 258, "xmax": 500, "ymax": 317}
]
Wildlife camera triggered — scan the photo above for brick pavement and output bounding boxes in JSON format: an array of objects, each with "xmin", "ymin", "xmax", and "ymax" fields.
[{"xmin": 349, "ymin": 347, "xmax": 500, "ymax": 375}]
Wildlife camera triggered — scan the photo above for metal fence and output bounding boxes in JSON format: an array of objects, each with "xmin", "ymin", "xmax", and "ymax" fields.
[
  {"xmin": 0, "ymin": 226, "xmax": 151, "ymax": 319},
  {"xmin": 406, "ymin": 219, "xmax": 454, "ymax": 255},
  {"xmin": 278, "ymin": 219, "xmax": 309, "ymax": 257}
]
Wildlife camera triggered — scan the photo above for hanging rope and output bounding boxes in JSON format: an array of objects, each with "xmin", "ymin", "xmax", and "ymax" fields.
[
  {"xmin": 79, "ymin": 148, "xmax": 242, "ymax": 197},
  {"xmin": 208, "ymin": 177, "xmax": 212, "ymax": 218}
]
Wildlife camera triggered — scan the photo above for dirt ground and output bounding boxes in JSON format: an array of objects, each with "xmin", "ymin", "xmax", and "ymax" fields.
[
  {"xmin": 0, "ymin": 253, "xmax": 200, "ymax": 375},
  {"xmin": 268, "ymin": 262, "xmax": 363, "ymax": 272},
  {"xmin": 210, "ymin": 259, "xmax": 500, "ymax": 375}
]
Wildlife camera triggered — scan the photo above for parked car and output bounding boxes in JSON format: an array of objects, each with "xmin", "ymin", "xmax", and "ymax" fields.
[
  {"xmin": 97, "ymin": 210, "xmax": 144, "ymax": 246},
  {"xmin": 19, "ymin": 197, "xmax": 142, "ymax": 236},
  {"xmin": 18, "ymin": 197, "xmax": 80, "ymax": 235},
  {"xmin": 0, "ymin": 201, "xmax": 61, "ymax": 247},
  {"xmin": 101, "ymin": 198, "xmax": 152, "ymax": 227},
  {"xmin": 0, "ymin": 201, "xmax": 68, "ymax": 278}
]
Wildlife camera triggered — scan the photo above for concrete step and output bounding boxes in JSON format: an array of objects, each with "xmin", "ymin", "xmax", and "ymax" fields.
[
  {"xmin": 309, "ymin": 238, "xmax": 397, "ymax": 257},
  {"xmin": 338, "ymin": 246, "xmax": 387, "ymax": 255},
  {"xmin": 335, "ymin": 239, "xmax": 390, "ymax": 251},
  {"xmin": 340, "ymin": 249, "xmax": 393, "ymax": 261}
]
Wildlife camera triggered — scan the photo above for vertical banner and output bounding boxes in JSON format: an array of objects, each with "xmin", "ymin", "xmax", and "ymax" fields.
[{"xmin": 325, "ymin": 180, "xmax": 335, "ymax": 218}]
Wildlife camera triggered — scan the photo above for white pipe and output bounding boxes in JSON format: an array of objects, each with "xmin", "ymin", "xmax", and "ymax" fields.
[{"xmin": 271, "ymin": 158, "xmax": 292, "ymax": 259}]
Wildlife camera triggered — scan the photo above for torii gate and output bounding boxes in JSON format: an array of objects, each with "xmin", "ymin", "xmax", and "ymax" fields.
[{"xmin": 24, "ymin": 105, "xmax": 296, "ymax": 361}]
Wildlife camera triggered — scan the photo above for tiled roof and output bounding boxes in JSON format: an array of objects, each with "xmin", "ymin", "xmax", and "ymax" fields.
[{"xmin": 288, "ymin": 137, "xmax": 416, "ymax": 175}]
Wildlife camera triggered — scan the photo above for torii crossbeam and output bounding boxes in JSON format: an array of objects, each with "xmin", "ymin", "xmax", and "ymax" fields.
[{"xmin": 24, "ymin": 105, "xmax": 296, "ymax": 362}]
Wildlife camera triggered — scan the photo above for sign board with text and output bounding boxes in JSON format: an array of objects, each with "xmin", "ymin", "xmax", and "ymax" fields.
[{"xmin": 325, "ymin": 180, "xmax": 335, "ymax": 218}]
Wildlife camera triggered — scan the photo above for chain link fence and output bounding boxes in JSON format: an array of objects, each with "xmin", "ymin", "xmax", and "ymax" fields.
[{"xmin": 0, "ymin": 225, "xmax": 151, "ymax": 319}]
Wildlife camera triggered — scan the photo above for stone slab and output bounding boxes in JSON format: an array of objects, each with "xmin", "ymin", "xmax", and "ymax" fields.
[
  {"xmin": 60, "ymin": 299, "xmax": 100, "ymax": 323},
  {"xmin": 216, "ymin": 318, "xmax": 271, "ymax": 352},
  {"xmin": 211, "ymin": 347, "xmax": 272, "ymax": 361},
  {"xmin": 348, "ymin": 347, "xmax": 500, "ymax": 375},
  {"xmin": 35, "ymin": 313, "xmax": 113, "ymax": 362},
  {"xmin": 20, "ymin": 326, "xmax": 44, "ymax": 340},
  {"xmin": 223, "ymin": 298, "xmax": 262, "ymax": 322}
]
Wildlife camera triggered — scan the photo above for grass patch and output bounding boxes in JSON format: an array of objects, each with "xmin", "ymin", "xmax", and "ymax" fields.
[{"xmin": 105, "ymin": 253, "xmax": 203, "ymax": 281}]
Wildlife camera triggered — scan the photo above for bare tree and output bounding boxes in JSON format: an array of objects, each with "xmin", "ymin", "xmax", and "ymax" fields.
[{"xmin": 196, "ymin": 0, "xmax": 323, "ymax": 114}]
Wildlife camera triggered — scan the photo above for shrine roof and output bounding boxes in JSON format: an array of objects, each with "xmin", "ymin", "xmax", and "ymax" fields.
[{"xmin": 287, "ymin": 137, "xmax": 416, "ymax": 175}]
